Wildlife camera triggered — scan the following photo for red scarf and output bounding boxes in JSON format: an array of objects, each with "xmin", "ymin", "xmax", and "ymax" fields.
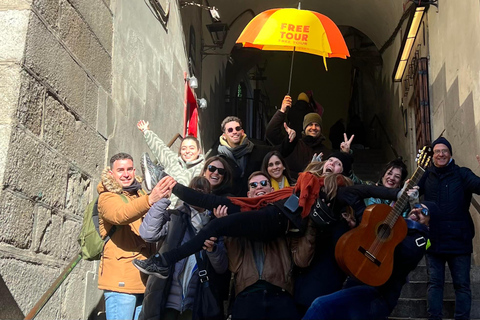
[{"xmin": 228, "ymin": 172, "xmax": 334, "ymax": 218}]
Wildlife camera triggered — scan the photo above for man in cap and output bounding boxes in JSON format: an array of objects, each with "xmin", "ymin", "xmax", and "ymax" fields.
[{"xmin": 418, "ymin": 137, "xmax": 480, "ymax": 320}]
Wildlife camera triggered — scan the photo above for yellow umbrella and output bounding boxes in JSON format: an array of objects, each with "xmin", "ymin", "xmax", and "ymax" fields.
[{"xmin": 236, "ymin": 6, "xmax": 349, "ymax": 93}]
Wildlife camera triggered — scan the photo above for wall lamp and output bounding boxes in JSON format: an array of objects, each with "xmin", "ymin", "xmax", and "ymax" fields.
[
  {"xmin": 392, "ymin": 6, "xmax": 426, "ymax": 82},
  {"xmin": 187, "ymin": 75, "xmax": 198, "ymax": 89},
  {"xmin": 205, "ymin": 22, "xmax": 229, "ymax": 49},
  {"xmin": 180, "ymin": 1, "xmax": 220, "ymax": 21},
  {"xmin": 197, "ymin": 98, "xmax": 207, "ymax": 109}
]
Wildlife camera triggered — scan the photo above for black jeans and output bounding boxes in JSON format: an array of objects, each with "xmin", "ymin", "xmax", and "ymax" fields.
[
  {"xmin": 163, "ymin": 205, "xmax": 288, "ymax": 265},
  {"xmin": 232, "ymin": 289, "xmax": 300, "ymax": 320}
]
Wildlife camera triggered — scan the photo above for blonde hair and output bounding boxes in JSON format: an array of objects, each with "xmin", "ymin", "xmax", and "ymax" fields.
[{"xmin": 303, "ymin": 161, "xmax": 353, "ymax": 200}]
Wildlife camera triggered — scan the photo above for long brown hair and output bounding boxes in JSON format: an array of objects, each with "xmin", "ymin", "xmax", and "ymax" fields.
[
  {"xmin": 303, "ymin": 161, "xmax": 353, "ymax": 201},
  {"xmin": 201, "ymin": 156, "xmax": 233, "ymax": 191}
]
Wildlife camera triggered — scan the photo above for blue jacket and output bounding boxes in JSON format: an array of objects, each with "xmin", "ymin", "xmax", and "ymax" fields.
[{"xmin": 418, "ymin": 160, "xmax": 480, "ymax": 254}]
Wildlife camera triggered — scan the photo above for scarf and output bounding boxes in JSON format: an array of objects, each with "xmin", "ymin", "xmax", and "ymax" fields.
[
  {"xmin": 123, "ymin": 179, "xmax": 142, "ymax": 194},
  {"xmin": 271, "ymin": 176, "xmax": 290, "ymax": 191},
  {"xmin": 218, "ymin": 134, "xmax": 255, "ymax": 176},
  {"xmin": 228, "ymin": 172, "xmax": 336, "ymax": 218}
]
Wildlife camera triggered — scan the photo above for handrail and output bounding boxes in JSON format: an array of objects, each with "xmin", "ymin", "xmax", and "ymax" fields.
[
  {"xmin": 472, "ymin": 196, "xmax": 480, "ymax": 214},
  {"xmin": 167, "ymin": 133, "xmax": 183, "ymax": 148},
  {"xmin": 368, "ymin": 114, "xmax": 399, "ymax": 159}
]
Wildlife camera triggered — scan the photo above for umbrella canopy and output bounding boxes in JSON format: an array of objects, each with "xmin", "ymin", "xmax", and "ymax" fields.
[
  {"xmin": 236, "ymin": 7, "xmax": 349, "ymax": 92},
  {"xmin": 237, "ymin": 8, "xmax": 349, "ymax": 60}
]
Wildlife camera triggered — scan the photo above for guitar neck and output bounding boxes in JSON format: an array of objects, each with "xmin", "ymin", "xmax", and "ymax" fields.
[{"xmin": 388, "ymin": 166, "xmax": 425, "ymax": 225}]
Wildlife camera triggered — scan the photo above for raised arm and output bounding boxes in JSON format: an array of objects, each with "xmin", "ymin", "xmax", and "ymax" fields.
[
  {"xmin": 138, "ymin": 120, "xmax": 195, "ymax": 186},
  {"xmin": 172, "ymin": 182, "xmax": 241, "ymax": 213}
]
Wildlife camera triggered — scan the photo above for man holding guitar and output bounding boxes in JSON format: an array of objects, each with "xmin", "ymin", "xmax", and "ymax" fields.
[
  {"xmin": 418, "ymin": 137, "xmax": 480, "ymax": 320},
  {"xmin": 303, "ymin": 201, "xmax": 435, "ymax": 320}
]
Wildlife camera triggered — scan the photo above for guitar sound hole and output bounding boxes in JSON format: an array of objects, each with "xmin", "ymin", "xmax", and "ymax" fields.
[{"xmin": 376, "ymin": 224, "xmax": 391, "ymax": 240}]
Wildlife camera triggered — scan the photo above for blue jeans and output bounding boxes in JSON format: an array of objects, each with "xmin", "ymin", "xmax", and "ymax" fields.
[
  {"xmin": 104, "ymin": 291, "xmax": 144, "ymax": 320},
  {"xmin": 427, "ymin": 253, "xmax": 471, "ymax": 320},
  {"xmin": 303, "ymin": 285, "xmax": 390, "ymax": 320}
]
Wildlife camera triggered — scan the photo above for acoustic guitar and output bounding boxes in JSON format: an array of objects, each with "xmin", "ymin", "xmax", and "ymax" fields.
[{"xmin": 335, "ymin": 146, "xmax": 433, "ymax": 286}]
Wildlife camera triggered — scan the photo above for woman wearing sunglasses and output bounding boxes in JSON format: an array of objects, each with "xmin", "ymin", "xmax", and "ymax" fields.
[
  {"xmin": 261, "ymin": 151, "xmax": 295, "ymax": 190},
  {"xmin": 200, "ymin": 156, "xmax": 233, "ymax": 196}
]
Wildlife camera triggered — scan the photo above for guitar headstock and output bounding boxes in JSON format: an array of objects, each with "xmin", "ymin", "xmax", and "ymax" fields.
[{"xmin": 416, "ymin": 146, "xmax": 433, "ymax": 169}]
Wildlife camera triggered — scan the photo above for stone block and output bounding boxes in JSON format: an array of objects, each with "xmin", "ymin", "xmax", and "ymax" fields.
[
  {"xmin": 65, "ymin": 169, "xmax": 94, "ymax": 217},
  {"xmin": 0, "ymin": 258, "xmax": 61, "ymax": 317},
  {"xmin": 43, "ymin": 95, "xmax": 106, "ymax": 177},
  {"xmin": 97, "ymin": 87, "xmax": 108, "ymax": 139},
  {"xmin": 68, "ymin": 0, "xmax": 113, "ymax": 55},
  {"xmin": 84, "ymin": 76, "xmax": 98, "ymax": 125},
  {"xmin": 0, "ymin": 274, "xmax": 24, "ymax": 320},
  {"xmin": 33, "ymin": 204, "xmax": 81, "ymax": 260},
  {"xmin": 0, "ymin": 190, "xmax": 34, "ymax": 249},
  {"xmin": 17, "ymin": 71, "xmax": 45, "ymax": 136},
  {"xmin": 25, "ymin": 14, "xmax": 86, "ymax": 115},
  {"xmin": 59, "ymin": 218, "xmax": 81, "ymax": 260},
  {"xmin": 34, "ymin": 205, "xmax": 63, "ymax": 257},
  {"xmin": 0, "ymin": 10, "xmax": 29, "ymax": 61},
  {"xmin": 4, "ymin": 129, "xmax": 68, "ymax": 207},
  {"xmin": 58, "ymin": 259, "xmax": 92, "ymax": 320},
  {"xmin": 0, "ymin": 125, "xmax": 12, "ymax": 184},
  {"xmin": 33, "ymin": 0, "xmax": 60, "ymax": 30},
  {"xmin": 58, "ymin": 0, "xmax": 111, "ymax": 91},
  {"xmin": 0, "ymin": 64, "xmax": 22, "ymax": 123}
]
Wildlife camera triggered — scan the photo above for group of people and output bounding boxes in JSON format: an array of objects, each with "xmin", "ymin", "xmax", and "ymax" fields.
[{"xmin": 95, "ymin": 93, "xmax": 480, "ymax": 320}]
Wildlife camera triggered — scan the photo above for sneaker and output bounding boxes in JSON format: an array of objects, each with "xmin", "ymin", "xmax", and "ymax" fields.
[
  {"xmin": 141, "ymin": 153, "xmax": 165, "ymax": 192},
  {"xmin": 132, "ymin": 253, "xmax": 169, "ymax": 279}
]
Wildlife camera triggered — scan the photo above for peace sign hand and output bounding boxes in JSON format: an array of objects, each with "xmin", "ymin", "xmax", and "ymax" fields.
[
  {"xmin": 284, "ymin": 122, "xmax": 296, "ymax": 143},
  {"xmin": 340, "ymin": 133, "xmax": 354, "ymax": 153}
]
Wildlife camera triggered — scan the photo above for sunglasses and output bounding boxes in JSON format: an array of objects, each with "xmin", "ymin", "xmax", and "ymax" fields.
[
  {"xmin": 207, "ymin": 165, "xmax": 226, "ymax": 175},
  {"xmin": 249, "ymin": 180, "xmax": 269, "ymax": 189},
  {"xmin": 413, "ymin": 204, "xmax": 429, "ymax": 216},
  {"xmin": 226, "ymin": 126, "xmax": 242, "ymax": 133}
]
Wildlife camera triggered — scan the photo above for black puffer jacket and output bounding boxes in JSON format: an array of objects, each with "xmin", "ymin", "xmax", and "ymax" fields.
[
  {"xmin": 418, "ymin": 160, "xmax": 480, "ymax": 254},
  {"xmin": 266, "ymin": 110, "xmax": 331, "ymax": 179}
]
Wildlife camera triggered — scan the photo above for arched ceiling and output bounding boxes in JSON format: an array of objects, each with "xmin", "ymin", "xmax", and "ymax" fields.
[{"xmin": 207, "ymin": 0, "xmax": 406, "ymax": 52}]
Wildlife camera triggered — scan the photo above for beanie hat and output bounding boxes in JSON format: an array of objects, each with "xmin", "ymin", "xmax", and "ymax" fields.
[
  {"xmin": 328, "ymin": 152, "xmax": 353, "ymax": 176},
  {"xmin": 303, "ymin": 113, "xmax": 322, "ymax": 131},
  {"xmin": 432, "ymin": 137, "xmax": 452, "ymax": 155},
  {"xmin": 298, "ymin": 92, "xmax": 310, "ymax": 103}
]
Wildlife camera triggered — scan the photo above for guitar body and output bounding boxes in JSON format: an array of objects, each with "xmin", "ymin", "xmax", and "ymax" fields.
[{"xmin": 335, "ymin": 204, "xmax": 408, "ymax": 286}]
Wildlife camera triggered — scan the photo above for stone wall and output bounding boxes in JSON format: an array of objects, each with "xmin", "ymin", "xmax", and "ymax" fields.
[
  {"xmin": 0, "ymin": 0, "xmax": 111, "ymax": 318},
  {"xmin": 1, "ymin": 0, "xmax": 195, "ymax": 318}
]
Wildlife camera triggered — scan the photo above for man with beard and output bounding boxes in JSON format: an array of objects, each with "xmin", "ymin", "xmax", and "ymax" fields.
[{"xmin": 209, "ymin": 116, "xmax": 296, "ymax": 196}]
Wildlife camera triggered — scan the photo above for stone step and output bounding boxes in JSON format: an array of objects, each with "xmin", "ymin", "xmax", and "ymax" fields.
[
  {"xmin": 399, "ymin": 281, "xmax": 480, "ymax": 299},
  {"xmin": 390, "ymin": 298, "xmax": 480, "ymax": 319}
]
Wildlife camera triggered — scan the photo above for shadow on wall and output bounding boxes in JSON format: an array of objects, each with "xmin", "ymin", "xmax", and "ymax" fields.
[{"xmin": 0, "ymin": 274, "xmax": 24, "ymax": 319}]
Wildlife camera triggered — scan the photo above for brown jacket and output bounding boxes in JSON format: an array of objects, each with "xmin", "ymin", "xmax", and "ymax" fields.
[
  {"xmin": 97, "ymin": 168, "xmax": 155, "ymax": 294},
  {"xmin": 225, "ymin": 221, "xmax": 316, "ymax": 296}
]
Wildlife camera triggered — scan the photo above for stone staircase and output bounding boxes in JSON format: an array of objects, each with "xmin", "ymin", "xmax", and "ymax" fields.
[{"xmin": 389, "ymin": 258, "xmax": 480, "ymax": 319}]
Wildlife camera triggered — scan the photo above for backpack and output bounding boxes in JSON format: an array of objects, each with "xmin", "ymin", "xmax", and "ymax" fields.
[{"xmin": 77, "ymin": 194, "xmax": 128, "ymax": 260}]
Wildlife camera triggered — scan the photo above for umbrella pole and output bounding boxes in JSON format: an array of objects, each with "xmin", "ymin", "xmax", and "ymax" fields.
[{"xmin": 287, "ymin": 46, "xmax": 296, "ymax": 95}]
